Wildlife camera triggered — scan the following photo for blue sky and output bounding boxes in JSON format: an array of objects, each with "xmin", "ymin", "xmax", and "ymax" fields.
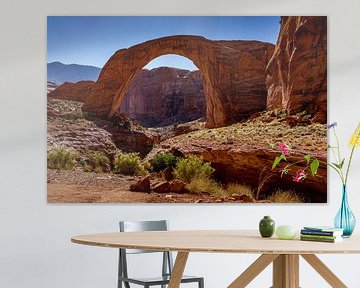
[{"xmin": 47, "ymin": 16, "xmax": 280, "ymax": 71}]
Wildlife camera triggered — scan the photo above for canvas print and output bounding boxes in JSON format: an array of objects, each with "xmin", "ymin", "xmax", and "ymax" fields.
[{"xmin": 47, "ymin": 16, "xmax": 327, "ymax": 203}]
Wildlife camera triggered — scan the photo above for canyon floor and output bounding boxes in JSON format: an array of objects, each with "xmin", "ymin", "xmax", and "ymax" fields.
[
  {"xmin": 47, "ymin": 170, "xmax": 221, "ymax": 203},
  {"xmin": 47, "ymin": 98, "xmax": 327, "ymax": 203}
]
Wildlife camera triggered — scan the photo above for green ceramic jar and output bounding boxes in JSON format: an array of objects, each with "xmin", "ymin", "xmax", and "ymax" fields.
[{"xmin": 259, "ymin": 216, "xmax": 275, "ymax": 237}]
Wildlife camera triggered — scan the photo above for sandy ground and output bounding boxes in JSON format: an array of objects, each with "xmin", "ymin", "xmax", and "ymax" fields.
[{"xmin": 47, "ymin": 169, "xmax": 221, "ymax": 203}]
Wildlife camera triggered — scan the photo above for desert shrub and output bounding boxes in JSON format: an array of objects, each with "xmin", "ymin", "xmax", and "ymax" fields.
[
  {"xmin": 226, "ymin": 183, "xmax": 255, "ymax": 200},
  {"xmin": 82, "ymin": 164, "xmax": 92, "ymax": 172},
  {"xmin": 47, "ymin": 147, "xmax": 76, "ymax": 170},
  {"xmin": 82, "ymin": 150, "xmax": 110, "ymax": 173},
  {"xmin": 114, "ymin": 152, "xmax": 147, "ymax": 176},
  {"xmin": 152, "ymin": 152, "xmax": 178, "ymax": 172},
  {"xmin": 94, "ymin": 166, "xmax": 104, "ymax": 173},
  {"xmin": 63, "ymin": 109, "xmax": 83, "ymax": 120},
  {"xmin": 187, "ymin": 177, "xmax": 225, "ymax": 198},
  {"xmin": 267, "ymin": 189, "xmax": 304, "ymax": 203},
  {"xmin": 173, "ymin": 155, "xmax": 214, "ymax": 183}
]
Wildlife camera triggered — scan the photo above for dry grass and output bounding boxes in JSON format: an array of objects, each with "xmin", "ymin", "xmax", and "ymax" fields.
[
  {"xmin": 226, "ymin": 183, "xmax": 255, "ymax": 200},
  {"xmin": 256, "ymin": 167, "xmax": 275, "ymax": 200},
  {"xmin": 186, "ymin": 178, "xmax": 226, "ymax": 198},
  {"xmin": 187, "ymin": 180, "xmax": 257, "ymax": 200},
  {"xmin": 266, "ymin": 189, "xmax": 304, "ymax": 203}
]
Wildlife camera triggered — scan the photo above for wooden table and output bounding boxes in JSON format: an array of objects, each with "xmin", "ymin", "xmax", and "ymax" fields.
[{"xmin": 71, "ymin": 230, "xmax": 360, "ymax": 288}]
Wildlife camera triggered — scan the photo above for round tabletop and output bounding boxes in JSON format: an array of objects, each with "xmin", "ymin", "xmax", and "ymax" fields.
[{"xmin": 71, "ymin": 230, "xmax": 360, "ymax": 254}]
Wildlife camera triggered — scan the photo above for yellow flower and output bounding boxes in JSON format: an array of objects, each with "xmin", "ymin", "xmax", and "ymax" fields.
[{"xmin": 349, "ymin": 122, "xmax": 360, "ymax": 147}]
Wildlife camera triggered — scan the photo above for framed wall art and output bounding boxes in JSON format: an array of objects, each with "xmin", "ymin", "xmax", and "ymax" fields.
[{"xmin": 47, "ymin": 16, "xmax": 327, "ymax": 203}]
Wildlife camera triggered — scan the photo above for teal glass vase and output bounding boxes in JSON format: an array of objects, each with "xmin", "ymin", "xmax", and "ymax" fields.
[{"xmin": 334, "ymin": 185, "xmax": 356, "ymax": 237}]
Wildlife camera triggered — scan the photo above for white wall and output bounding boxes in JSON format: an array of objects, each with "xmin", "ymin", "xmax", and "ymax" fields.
[{"xmin": 1, "ymin": 0, "xmax": 360, "ymax": 287}]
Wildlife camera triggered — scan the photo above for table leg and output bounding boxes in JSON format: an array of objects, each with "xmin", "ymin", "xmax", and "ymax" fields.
[
  {"xmin": 168, "ymin": 252, "xmax": 189, "ymax": 288},
  {"xmin": 228, "ymin": 254, "xmax": 279, "ymax": 288},
  {"xmin": 228, "ymin": 253, "xmax": 348, "ymax": 288},
  {"xmin": 272, "ymin": 254, "xmax": 299, "ymax": 288},
  {"xmin": 301, "ymin": 254, "xmax": 347, "ymax": 288}
]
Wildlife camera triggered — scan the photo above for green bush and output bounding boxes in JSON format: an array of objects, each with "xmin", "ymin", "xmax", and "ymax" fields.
[
  {"xmin": 82, "ymin": 150, "xmax": 110, "ymax": 173},
  {"xmin": 47, "ymin": 147, "xmax": 77, "ymax": 170},
  {"xmin": 152, "ymin": 152, "xmax": 178, "ymax": 172},
  {"xmin": 114, "ymin": 152, "xmax": 147, "ymax": 176},
  {"xmin": 173, "ymin": 155, "xmax": 214, "ymax": 183}
]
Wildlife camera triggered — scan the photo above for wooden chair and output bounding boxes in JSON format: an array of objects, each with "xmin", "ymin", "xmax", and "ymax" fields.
[{"xmin": 118, "ymin": 220, "xmax": 204, "ymax": 288}]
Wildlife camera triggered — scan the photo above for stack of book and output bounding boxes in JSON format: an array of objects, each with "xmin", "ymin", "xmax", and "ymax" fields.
[{"xmin": 300, "ymin": 226, "xmax": 344, "ymax": 243}]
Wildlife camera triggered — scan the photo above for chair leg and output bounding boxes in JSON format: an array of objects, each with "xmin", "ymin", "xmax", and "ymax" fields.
[{"xmin": 199, "ymin": 278, "xmax": 204, "ymax": 288}]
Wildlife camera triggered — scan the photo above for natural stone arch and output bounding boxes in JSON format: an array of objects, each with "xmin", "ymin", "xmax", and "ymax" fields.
[{"xmin": 83, "ymin": 35, "xmax": 274, "ymax": 128}]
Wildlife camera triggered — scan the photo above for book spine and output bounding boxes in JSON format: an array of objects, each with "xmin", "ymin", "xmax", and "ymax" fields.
[
  {"xmin": 300, "ymin": 237, "xmax": 337, "ymax": 243},
  {"xmin": 301, "ymin": 230, "xmax": 336, "ymax": 236},
  {"xmin": 300, "ymin": 234, "xmax": 337, "ymax": 240}
]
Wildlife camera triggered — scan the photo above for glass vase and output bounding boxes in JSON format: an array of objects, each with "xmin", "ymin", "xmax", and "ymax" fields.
[
  {"xmin": 259, "ymin": 216, "xmax": 275, "ymax": 238},
  {"xmin": 334, "ymin": 185, "xmax": 356, "ymax": 237}
]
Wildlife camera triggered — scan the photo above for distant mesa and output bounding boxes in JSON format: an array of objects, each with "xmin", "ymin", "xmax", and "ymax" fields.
[
  {"xmin": 47, "ymin": 61, "xmax": 101, "ymax": 84},
  {"xmin": 48, "ymin": 80, "xmax": 95, "ymax": 101}
]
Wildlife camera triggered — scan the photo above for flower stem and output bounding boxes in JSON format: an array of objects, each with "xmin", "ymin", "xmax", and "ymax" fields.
[
  {"xmin": 344, "ymin": 129, "xmax": 360, "ymax": 185},
  {"xmin": 333, "ymin": 127, "xmax": 342, "ymax": 163},
  {"xmin": 345, "ymin": 145, "xmax": 357, "ymax": 185},
  {"xmin": 319, "ymin": 160, "xmax": 344, "ymax": 183},
  {"xmin": 332, "ymin": 127, "xmax": 345, "ymax": 183}
]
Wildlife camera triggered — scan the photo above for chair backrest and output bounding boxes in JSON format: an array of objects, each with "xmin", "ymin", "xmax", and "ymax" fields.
[
  {"xmin": 120, "ymin": 220, "xmax": 168, "ymax": 232},
  {"xmin": 118, "ymin": 220, "xmax": 174, "ymax": 282},
  {"xmin": 119, "ymin": 220, "xmax": 169, "ymax": 254}
]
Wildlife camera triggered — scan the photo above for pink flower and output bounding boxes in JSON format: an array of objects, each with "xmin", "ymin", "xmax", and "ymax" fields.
[
  {"xmin": 279, "ymin": 143, "xmax": 289, "ymax": 155},
  {"xmin": 293, "ymin": 170, "xmax": 306, "ymax": 182}
]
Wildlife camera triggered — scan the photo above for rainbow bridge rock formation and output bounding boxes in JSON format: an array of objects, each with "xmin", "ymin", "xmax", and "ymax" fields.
[{"xmin": 83, "ymin": 35, "xmax": 274, "ymax": 128}]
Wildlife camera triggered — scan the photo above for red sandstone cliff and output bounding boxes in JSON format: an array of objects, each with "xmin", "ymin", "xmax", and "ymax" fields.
[
  {"xmin": 119, "ymin": 67, "xmax": 205, "ymax": 127},
  {"xmin": 48, "ymin": 80, "xmax": 95, "ymax": 102},
  {"xmin": 266, "ymin": 16, "xmax": 327, "ymax": 118}
]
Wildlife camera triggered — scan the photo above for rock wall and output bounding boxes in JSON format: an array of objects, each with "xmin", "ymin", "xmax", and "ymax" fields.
[
  {"xmin": 266, "ymin": 16, "xmax": 327, "ymax": 117},
  {"xmin": 162, "ymin": 135, "xmax": 327, "ymax": 202},
  {"xmin": 119, "ymin": 67, "xmax": 205, "ymax": 127}
]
